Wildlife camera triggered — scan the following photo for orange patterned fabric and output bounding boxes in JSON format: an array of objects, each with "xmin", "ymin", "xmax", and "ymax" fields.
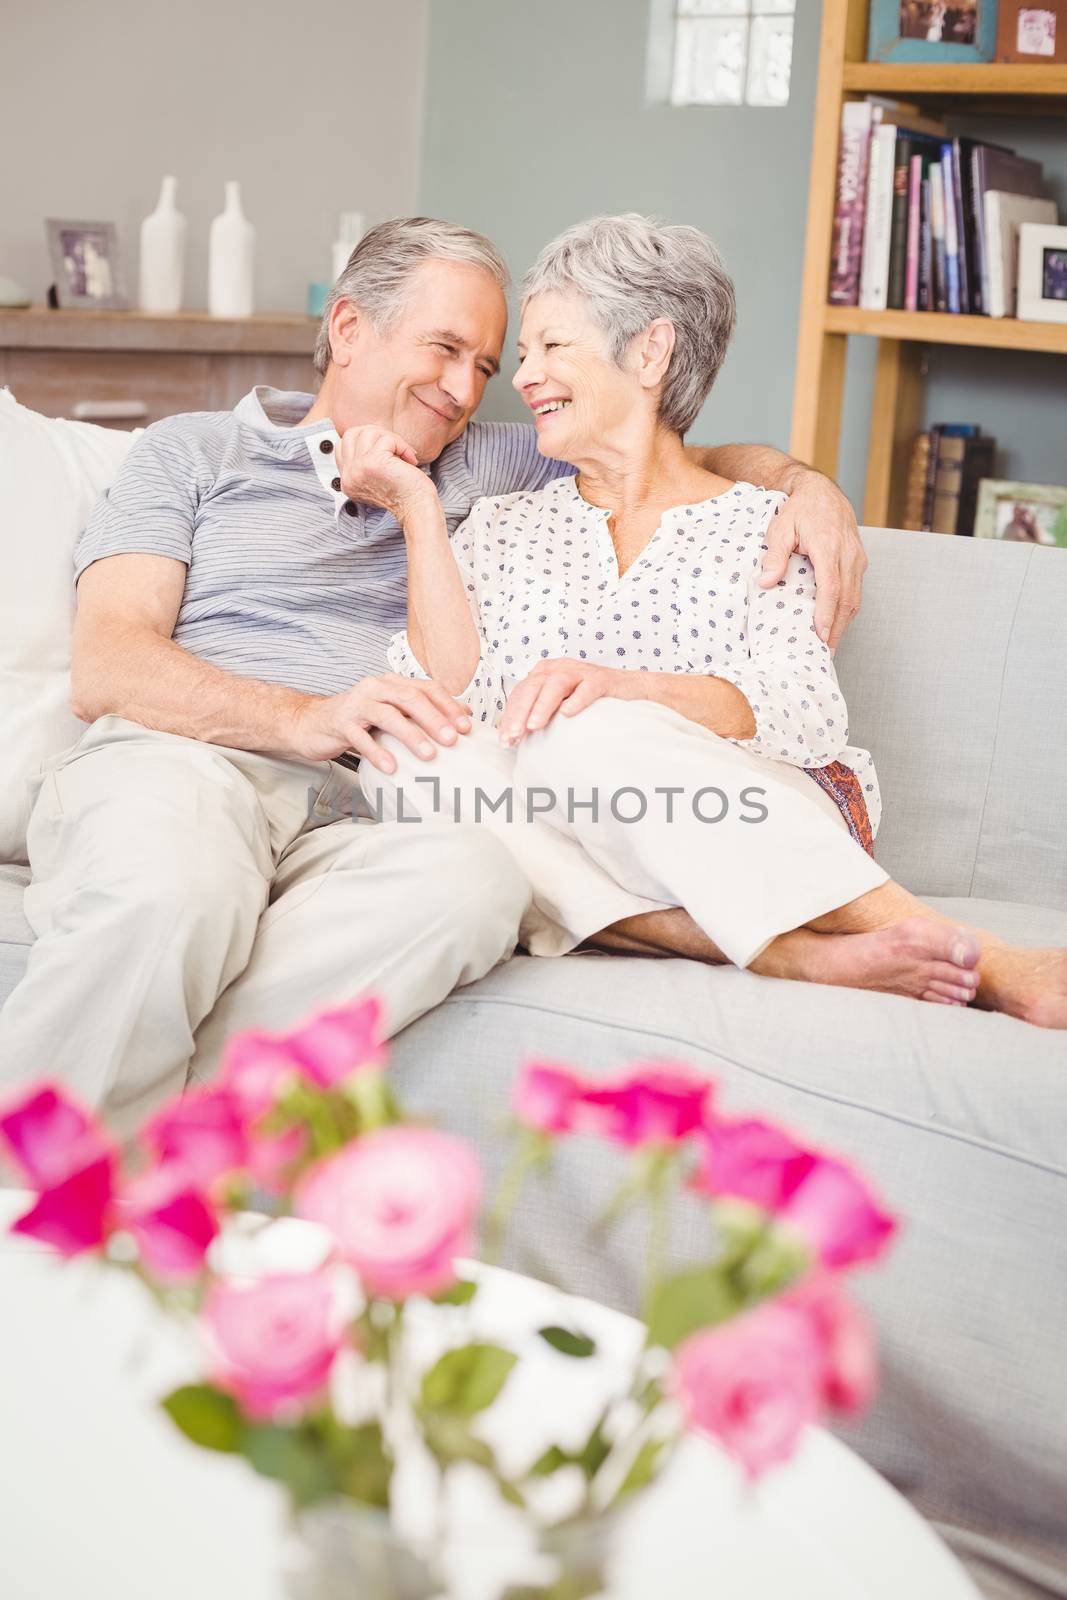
[{"xmin": 804, "ymin": 762, "xmax": 876, "ymax": 857}]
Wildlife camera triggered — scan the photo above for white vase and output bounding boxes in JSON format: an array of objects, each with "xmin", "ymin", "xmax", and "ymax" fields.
[
  {"xmin": 208, "ymin": 180, "xmax": 255, "ymax": 318},
  {"xmin": 138, "ymin": 176, "xmax": 186, "ymax": 314},
  {"xmin": 331, "ymin": 211, "xmax": 365, "ymax": 282}
]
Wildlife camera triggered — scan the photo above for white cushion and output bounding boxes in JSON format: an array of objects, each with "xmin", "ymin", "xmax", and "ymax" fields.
[{"xmin": 0, "ymin": 391, "xmax": 138, "ymax": 863}]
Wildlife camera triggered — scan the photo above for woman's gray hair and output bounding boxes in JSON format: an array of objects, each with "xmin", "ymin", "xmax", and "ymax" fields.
[
  {"xmin": 520, "ymin": 214, "xmax": 736, "ymax": 437},
  {"xmin": 313, "ymin": 217, "xmax": 510, "ymax": 378}
]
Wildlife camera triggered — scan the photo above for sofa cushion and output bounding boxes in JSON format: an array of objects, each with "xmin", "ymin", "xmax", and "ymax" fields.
[
  {"xmin": 0, "ymin": 391, "xmax": 139, "ymax": 864},
  {"xmin": 841, "ymin": 530, "xmax": 1067, "ymax": 912}
]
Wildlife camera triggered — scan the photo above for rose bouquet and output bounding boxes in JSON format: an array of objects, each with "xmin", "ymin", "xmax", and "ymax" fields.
[{"xmin": 0, "ymin": 995, "xmax": 896, "ymax": 1598}]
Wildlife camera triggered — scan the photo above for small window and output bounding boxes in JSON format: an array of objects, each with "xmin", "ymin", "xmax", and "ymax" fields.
[{"xmin": 668, "ymin": 0, "xmax": 795, "ymax": 107}]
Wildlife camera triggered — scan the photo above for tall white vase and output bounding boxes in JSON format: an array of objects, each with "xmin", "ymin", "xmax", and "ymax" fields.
[
  {"xmin": 138, "ymin": 176, "xmax": 186, "ymax": 314},
  {"xmin": 208, "ymin": 180, "xmax": 255, "ymax": 318}
]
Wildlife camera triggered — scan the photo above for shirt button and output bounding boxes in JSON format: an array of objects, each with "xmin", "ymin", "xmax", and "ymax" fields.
[
  {"xmin": 331, "ymin": 476, "xmax": 341, "ymax": 491},
  {"xmin": 319, "ymin": 439, "xmax": 334, "ymax": 454},
  {"xmin": 344, "ymin": 500, "xmax": 359, "ymax": 517}
]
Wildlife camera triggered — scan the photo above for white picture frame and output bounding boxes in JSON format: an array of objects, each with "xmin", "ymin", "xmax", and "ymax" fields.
[{"xmin": 1017, "ymin": 222, "xmax": 1067, "ymax": 324}]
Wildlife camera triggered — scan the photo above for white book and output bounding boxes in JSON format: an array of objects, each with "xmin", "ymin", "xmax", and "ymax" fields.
[
  {"xmin": 859, "ymin": 122, "xmax": 897, "ymax": 311},
  {"xmin": 985, "ymin": 191, "xmax": 1058, "ymax": 317}
]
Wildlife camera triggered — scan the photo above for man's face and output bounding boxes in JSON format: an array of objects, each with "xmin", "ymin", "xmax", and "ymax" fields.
[{"xmin": 331, "ymin": 259, "xmax": 507, "ymax": 462}]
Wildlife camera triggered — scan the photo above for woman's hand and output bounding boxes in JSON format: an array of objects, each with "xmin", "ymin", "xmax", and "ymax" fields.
[
  {"xmin": 498, "ymin": 659, "xmax": 626, "ymax": 747},
  {"xmin": 759, "ymin": 469, "xmax": 867, "ymax": 651},
  {"xmin": 335, "ymin": 424, "xmax": 432, "ymax": 522}
]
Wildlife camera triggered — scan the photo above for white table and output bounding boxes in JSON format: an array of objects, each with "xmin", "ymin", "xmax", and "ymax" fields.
[{"xmin": 0, "ymin": 1196, "xmax": 980, "ymax": 1600}]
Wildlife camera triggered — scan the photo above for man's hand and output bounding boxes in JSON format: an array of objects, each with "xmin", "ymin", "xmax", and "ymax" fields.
[
  {"xmin": 499, "ymin": 659, "xmax": 623, "ymax": 747},
  {"xmin": 335, "ymin": 425, "xmax": 431, "ymax": 522},
  {"xmin": 759, "ymin": 471, "xmax": 867, "ymax": 650},
  {"xmin": 288, "ymin": 674, "xmax": 472, "ymax": 773}
]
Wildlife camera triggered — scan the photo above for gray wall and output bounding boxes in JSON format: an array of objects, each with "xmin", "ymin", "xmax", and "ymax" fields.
[
  {"xmin": 418, "ymin": 0, "xmax": 822, "ymax": 463},
  {"xmin": 0, "ymin": 0, "xmax": 429, "ymax": 316},
  {"xmin": 419, "ymin": 0, "xmax": 1066, "ymax": 516}
]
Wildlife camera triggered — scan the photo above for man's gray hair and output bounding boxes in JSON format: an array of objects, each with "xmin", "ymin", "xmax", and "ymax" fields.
[
  {"xmin": 520, "ymin": 213, "xmax": 736, "ymax": 437},
  {"xmin": 313, "ymin": 217, "xmax": 510, "ymax": 378}
]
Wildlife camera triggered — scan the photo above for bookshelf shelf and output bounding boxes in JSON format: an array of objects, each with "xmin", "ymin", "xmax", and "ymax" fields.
[
  {"xmin": 824, "ymin": 307, "xmax": 1067, "ymax": 356},
  {"xmin": 842, "ymin": 63, "xmax": 1067, "ymax": 100},
  {"xmin": 790, "ymin": 0, "xmax": 1067, "ymax": 528}
]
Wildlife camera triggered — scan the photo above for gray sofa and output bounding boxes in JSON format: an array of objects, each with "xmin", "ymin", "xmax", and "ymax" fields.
[{"xmin": 2, "ymin": 527, "xmax": 1065, "ymax": 1598}]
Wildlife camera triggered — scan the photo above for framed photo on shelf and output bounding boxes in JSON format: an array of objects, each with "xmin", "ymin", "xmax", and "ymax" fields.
[
  {"xmin": 974, "ymin": 479, "xmax": 1067, "ymax": 546},
  {"xmin": 995, "ymin": 1, "xmax": 1066, "ymax": 60},
  {"xmin": 867, "ymin": 0, "xmax": 999, "ymax": 61},
  {"xmin": 1017, "ymin": 222, "xmax": 1067, "ymax": 323},
  {"xmin": 45, "ymin": 219, "xmax": 128, "ymax": 311}
]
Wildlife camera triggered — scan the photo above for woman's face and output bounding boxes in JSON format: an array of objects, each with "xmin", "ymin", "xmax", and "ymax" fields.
[{"xmin": 513, "ymin": 290, "xmax": 641, "ymax": 460}]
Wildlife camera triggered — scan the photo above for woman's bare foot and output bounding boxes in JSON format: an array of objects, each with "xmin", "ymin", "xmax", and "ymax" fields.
[
  {"xmin": 751, "ymin": 917, "xmax": 981, "ymax": 1006},
  {"xmin": 587, "ymin": 908, "xmax": 982, "ymax": 1005}
]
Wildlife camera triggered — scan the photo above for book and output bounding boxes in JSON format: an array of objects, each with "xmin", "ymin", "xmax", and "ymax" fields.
[
  {"xmin": 904, "ymin": 432, "xmax": 932, "ymax": 530},
  {"xmin": 923, "ymin": 424, "xmax": 980, "ymax": 531},
  {"xmin": 830, "ymin": 102, "xmax": 877, "ymax": 305},
  {"xmin": 930, "ymin": 163, "xmax": 948, "ymax": 313},
  {"xmin": 940, "ymin": 146, "xmax": 961, "ymax": 313},
  {"xmin": 957, "ymin": 437, "xmax": 996, "ymax": 538},
  {"xmin": 859, "ymin": 121, "xmax": 899, "ymax": 309},
  {"xmin": 970, "ymin": 146, "xmax": 1046, "ymax": 312},
  {"xmin": 931, "ymin": 435, "xmax": 970, "ymax": 533},
  {"xmin": 906, "ymin": 154, "xmax": 923, "ymax": 311},
  {"xmin": 888, "ymin": 131, "xmax": 944, "ymax": 310},
  {"xmin": 985, "ymin": 191, "xmax": 1059, "ymax": 317},
  {"xmin": 919, "ymin": 177, "xmax": 933, "ymax": 311},
  {"xmin": 951, "ymin": 136, "xmax": 1012, "ymax": 312}
]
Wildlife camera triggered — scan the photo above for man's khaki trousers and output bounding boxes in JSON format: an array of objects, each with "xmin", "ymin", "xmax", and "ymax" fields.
[{"xmin": 0, "ymin": 715, "xmax": 529, "ymax": 1134}]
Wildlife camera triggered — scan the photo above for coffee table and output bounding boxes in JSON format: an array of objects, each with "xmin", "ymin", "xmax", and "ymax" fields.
[{"xmin": 0, "ymin": 1195, "xmax": 980, "ymax": 1599}]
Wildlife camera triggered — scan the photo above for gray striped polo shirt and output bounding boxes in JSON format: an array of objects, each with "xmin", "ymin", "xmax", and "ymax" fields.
[{"xmin": 72, "ymin": 386, "xmax": 573, "ymax": 698}]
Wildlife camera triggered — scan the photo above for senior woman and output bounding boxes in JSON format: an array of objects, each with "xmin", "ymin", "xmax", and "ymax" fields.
[{"xmin": 350, "ymin": 214, "xmax": 1065, "ymax": 1030}]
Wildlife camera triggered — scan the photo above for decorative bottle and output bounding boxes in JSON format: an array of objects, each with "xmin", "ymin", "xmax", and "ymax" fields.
[
  {"xmin": 332, "ymin": 212, "xmax": 366, "ymax": 281},
  {"xmin": 208, "ymin": 180, "xmax": 255, "ymax": 318},
  {"xmin": 138, "ymin": 176, "xmax": 186, "ymax": 314}
]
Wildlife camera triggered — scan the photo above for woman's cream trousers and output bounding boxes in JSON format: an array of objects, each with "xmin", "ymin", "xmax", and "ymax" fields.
[{"xmin": 361, "ymin": 698, "xmax": 889, "ymax": 970}]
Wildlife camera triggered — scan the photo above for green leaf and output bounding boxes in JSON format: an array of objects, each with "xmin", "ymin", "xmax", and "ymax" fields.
[
  {"xmin": 238, "ymin": 1423, "xmax": 340, "ymax": 1510},
  {"xmin": 420, "ymin": 1408, "xmax": 497, "ymax": 1470},
  {"xmin": 645, "ymin": 1262, "xmax": 741, "ymax": 1350},
  {"xmin": 334, "ymin": 1421, "xmax": 393, "ymax": 1509},
  {"xmin": 529, "ymin": 1444, "xmax": 571, "ymax": 1477},
  {"xmin": 420, "ymin": 1343, "xmax": 517, "ymax": 1417},
  {"xmin": 537, "ymin": 1326, "xmax": 596, "ymax": 1359},
  {"xmin": 161, "ymin": 1385, "xmax": 241, "ymax": 1453},
  {"xmin": 576, "ymin": 1422, "xmax": 612, "ymax": 1480},
  {"xmin": 435, "ymin": 1279, "xmax": 478, "ymax": 1307},
  {"xmin": 615, "ymin": 1437, "xmax": 668, "ymax": 1501}
]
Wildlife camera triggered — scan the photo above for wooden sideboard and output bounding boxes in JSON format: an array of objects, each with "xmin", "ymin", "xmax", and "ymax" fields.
[{"xmin": 0, "ymin": 307, "xmax": 318, "ymax": 427}]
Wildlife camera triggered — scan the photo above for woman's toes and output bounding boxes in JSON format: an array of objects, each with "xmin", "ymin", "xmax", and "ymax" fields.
[
  {"xmin": 929, "ymin": 959, "xmax": 978, "ymax": 993},
  {"xmin": 921, "ymin": 988, "xmax": 965, "ymax": 1005},
  {"xmin": 949, "ymin": 929, "xmax": 981, "ymax": 971}
]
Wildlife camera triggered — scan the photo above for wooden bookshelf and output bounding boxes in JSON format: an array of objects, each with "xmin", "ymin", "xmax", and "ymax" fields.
[{"xmin": 790, "ymin": 0, "xmax": 1067, "ymax": 528}]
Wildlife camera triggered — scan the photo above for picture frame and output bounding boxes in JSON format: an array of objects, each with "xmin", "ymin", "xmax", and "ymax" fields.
[
  {"xmin": 1016, "ymin": 222, "xmax": 1067, "ymax": 324},
  {"xmin": 995, "ymin": 0, "xmax": 1066, "ymax": 60},
  {"xmin": 973, "ymin": 478, "xmax": 1067, "ymax": 547},
  {"xmin": 867, "ymin": 0, "xmax": 999, "ymax": 61},
  {"xmin": 45, "ymin": 218, "xmax": 129, "ymax": 310}
]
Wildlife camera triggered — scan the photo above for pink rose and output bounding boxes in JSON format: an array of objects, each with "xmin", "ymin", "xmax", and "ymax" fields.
[
  {"xmin": 296, "ymin": 1127, "xmax": 481, "ymax": 1300},
  {"xmin": 512, "ymin": 1062, "xmax": 589, "ymax": 1134},
  {"xmin": 580, "ymin": 1064, "xmax": 713, "ymax": 1148},
  {"xmin": 142, "ymin": 1088, "xmax": 248, "ymax": 1189},
  {"xmin": 671, "ymin": 1299, "xmax": 825, "ymax": 1478},
  {"xmin": 787, "ymin": 1273, "xmax": 877, "ymax": 1414},
  {"xmin": 0, "ymin": 1083, "xmax": 117, "ymax": 1257},
  {"xmin": 120, "ymin": 1166, "xmax": 219, "ymax": 1281},
  {"xmin": 693, "ymin": 1118, "xmax": 896, "ymax": 1269},
  {"xmin": 219, "ymin": 996, "xmax": 387, "ymax": 1124},
  {"xmin": 204, "ymin": 1272, "xmax": 342, "ymax": 1420}
]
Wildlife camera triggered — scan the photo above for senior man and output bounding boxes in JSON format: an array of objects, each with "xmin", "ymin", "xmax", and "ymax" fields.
[{"xmin": 0, "ymin": 217, "xmax": 867, "ymax": 1131}]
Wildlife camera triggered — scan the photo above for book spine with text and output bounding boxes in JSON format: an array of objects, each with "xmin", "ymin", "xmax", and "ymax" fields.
[
  {"xmin": 887, "ymin": 135, "xmax": 914, "ymax": 310},
  {"xmin": 930, "ymin": 163, "xmax": 948, "ymax": 313},
  {"xmin": 829, "ymin": 102, "xmax": 874, "ymax": 305},
  {"xmin": 859, "ymin": 123, "xmax": 897, "ymax": 310},
  {"xmin": 940, "ymin": 148, "xmax": 960, "ymax": 312}
]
